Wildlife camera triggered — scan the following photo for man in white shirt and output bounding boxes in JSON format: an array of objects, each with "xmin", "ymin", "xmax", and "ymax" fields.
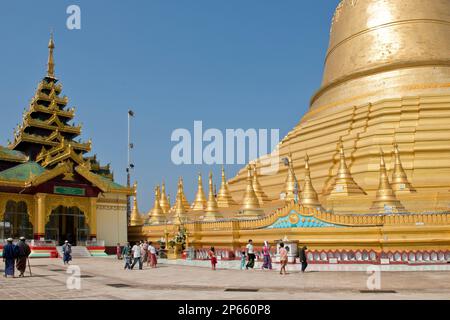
[
  {"xmin": 246, "ymin": 239, "xmax": 256, "ymax": 270},
  {"xmin": 131, "ymin": 241, "xmax": 142, "ymax": 270}
]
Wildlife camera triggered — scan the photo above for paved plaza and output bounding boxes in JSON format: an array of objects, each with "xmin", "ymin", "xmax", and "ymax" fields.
[{"xmin": 1, "ymin": 257, "xmax": 450, "ymax": 300}]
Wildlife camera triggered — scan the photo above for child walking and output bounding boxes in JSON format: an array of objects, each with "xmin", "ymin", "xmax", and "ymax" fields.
[
  {"xmin": 240, "ymin": 251, "xmax": 246, "ymax": 270},
  {"xmin": 209, "ymin": 247, "xmax": 217, "ymax": 270},
  {"xmin": 279, "ymin": 243, "xmax": 288, "ymax": 275},
  {"xmin": 124, "ymin": 252, "xmax": 132, "ymax": 270}
]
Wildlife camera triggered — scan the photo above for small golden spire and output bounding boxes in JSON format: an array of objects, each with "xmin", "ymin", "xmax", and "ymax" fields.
[
  {"xmin": 203, "ymin": 172, "xmax": 223, "ymax": 221},
  {"xmin": 179, "ymin": 177, "xmax": 191, "ymax": 211},
  {"xmin": 159, "ymin": 182, "xmax": 171, "ymax": 213},
  {"xmin": 327, "ymin": 142, "xmax": 366, "ymax": 197},
  {"xmin": 173, "ymin": 186, "xmax": 188, "ymax": 225},
  {"xmin": 301, "ymin": 154, "xmax": 322, "ymax": 208},
  {"xmin": 391, "ymin": 143, "xmax": 415, "ymax": 193},
  {"xmin": 239, "ymin": 165, "xmax": 264, "ymax": 218},
  {"xmin": 130, "ymin": 182, "xmax": 143, "ymax": 226},
  {"xmin": 284, "ymin": 153, "xmax": 299, "ymax": 203},
  {"xmin": 370, "ymin": 149, "xmax": 406, "ymax": 214},
  {"xmin": 148, "ymin": 186, "xmax": 166, "ymax": 224},
  {"xmin": 47, "ymin": 32, "xmax": 56, "ymax": 79},
  {"xmin": 217, "ymin": 166, "xmax": 237, "ymax": 208},
  {"xmin": 192, "ymin": 173, "xmax": 207, "ymax": 211},
  {"xmin": 252, "ymin": 163, "xmax": 269, "ymax": 205}
]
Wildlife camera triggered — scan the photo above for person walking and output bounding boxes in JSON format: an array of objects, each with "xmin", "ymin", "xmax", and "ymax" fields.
[
  {"xmin": 124, "ymin": 250, "xmax": 132, "ymax": 270},
  {"xmin": 62, "ymin": 240, "xmax": 72, "ymax": 265},
  {"xmin": 16, "ymin": 237, "xmax": 31, "ymax": 277},
  {"xmin": 3, "ymin": 238, "xmax": 17, "ymax": 278},
  {"xmin": 208, "ymin": 247, "xmax": 217, "ymax": 270},
  {"xmin": 130, "ymin": 241, "xmax": 142, "ymax": 270},
  {"xmin": 279, "ymin": 242, "xmax": 288, "ymax": 275},
  {"xmin": 116, "ymin": 243, "xmax": 122, "ymax": 260},
  {"xmin": 148, "ymin": 242, "xmax": 157, "ymax": 268},
  {"xmin": 240, "ymin": 251, "xmax": 246, "ymax": 270},
  {"xmin": 299, "ymin": 246, "xmax": 308, "ymax": 273},
  {"xmin": 246, "ymin": 239, "xmax": 255, "ymax": 270},
  {"xmin": 122, "ymin": 242, "xmax": 131, "ymax": 259},
  {"xmin": 142, "ymin": 241, "xmax": 149, "ymax": 264},
  {"xmin": 261, "ymin": 241, "xmax": 272, "ymax": 270}
]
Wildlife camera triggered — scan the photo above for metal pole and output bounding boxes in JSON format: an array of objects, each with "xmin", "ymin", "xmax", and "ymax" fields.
[{"xmin": 126, "ymin": 111, "xmax": 131, "ymax": 226}]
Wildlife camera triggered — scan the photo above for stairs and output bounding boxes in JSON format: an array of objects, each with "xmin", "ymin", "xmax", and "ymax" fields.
[{"xmin": 56, "ymin": 246, "xmax": 92, "ymax": 258}]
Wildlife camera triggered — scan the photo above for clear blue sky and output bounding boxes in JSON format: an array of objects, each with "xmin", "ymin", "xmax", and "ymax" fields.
[{"xmin": 0, "ymin": 0, "xmax": 340, "ymax": 211}]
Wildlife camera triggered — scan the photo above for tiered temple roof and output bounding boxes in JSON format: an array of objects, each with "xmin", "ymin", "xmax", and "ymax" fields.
[{"xmin": 7, "ymin": 34, "xmax": 110, "ymax": 179}]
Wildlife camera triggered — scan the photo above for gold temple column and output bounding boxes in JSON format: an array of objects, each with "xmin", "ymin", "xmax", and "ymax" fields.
[
  {"xmin": 89, "ymin": 197, "xmax": 97, "ymax": 239},
  {"xmin": 34, "ymin": 193, "xmax": 47, "ymax": 240}
]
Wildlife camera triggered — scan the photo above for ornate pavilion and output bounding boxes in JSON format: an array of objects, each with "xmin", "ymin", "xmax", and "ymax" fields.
[
  {"xmin": 129, "ymin": 0, "xmax": 450, "ymax": 265},
  {"xmin": 0, "ymin": 35, "xmax": 132, "ymax": 256}
]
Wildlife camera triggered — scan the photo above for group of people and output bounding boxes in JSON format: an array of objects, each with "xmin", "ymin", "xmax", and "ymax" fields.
[
  {"xmin": 118, "ymin": 241, "xmax": 158, "ymax": 270},
  {"xmin": 208, "ymin": 239, "xmax": 308, "ymax": 275},
  {"xmin": 2, "ymin": 237, "xmax": 31, "ymax": 278}
]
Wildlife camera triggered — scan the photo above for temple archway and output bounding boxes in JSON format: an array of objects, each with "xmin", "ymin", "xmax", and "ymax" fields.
[
  {"xmin": 45, "ymin": 206, "xmax": 89, "ymax": 246},
  {"xmin": 1, "ymin": 201, "xmax": 33, "ymax": 240}
]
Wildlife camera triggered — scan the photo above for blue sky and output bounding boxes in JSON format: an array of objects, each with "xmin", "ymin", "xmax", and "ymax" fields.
[{"xmin": 0, "ymin": 0, "xmax": 339, "ymax": 211}]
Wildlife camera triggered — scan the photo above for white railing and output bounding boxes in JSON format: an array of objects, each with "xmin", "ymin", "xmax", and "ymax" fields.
[{"xmin": 77, "ymin": 240, "xmax": 105, "ymax": 247}]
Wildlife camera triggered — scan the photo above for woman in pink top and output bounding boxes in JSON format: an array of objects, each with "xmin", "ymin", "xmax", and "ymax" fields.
[
  {"xmin": 261, "ymin": 241, "xmax": 272, "ymax": 270},
  {"xmin": 279, "ymin": 242, "xmax": 288, "ymax": 275}
]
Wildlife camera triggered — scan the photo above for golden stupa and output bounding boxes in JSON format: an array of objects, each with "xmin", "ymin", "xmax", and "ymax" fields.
[
  {"xmin": 159, "ymin": 182, "xmax": 171, "ymax": 213},
  {"xmin": 228, "ymin": 0, "xmax": 450, "ymax": 214},
  {"xmin": 192, "ymin": 173, "xmax": 207, "ymax": 211}
]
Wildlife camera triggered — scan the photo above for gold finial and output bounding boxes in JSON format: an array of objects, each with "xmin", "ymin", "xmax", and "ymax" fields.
[
  {"xmin": 159, "ymin": 182, "xmax": 171, "ymax": 213},
  {"xmin": 148, "ymin": 186, "xmax": 166, "ymax": 224},
  {"xmin": 217, "ymin": 166, "xmax": 237, "ymax": 208},
  {"xmin": 130, "ymin": 183, "xmax": 143, "ymax": 226},
  {"xmin": 203, "ymin": 171, "xmax": 223, "ymax": 221},
  {"xmin": 239, "ymin": 165, "xmax": 263, "ymax": 218},
  {"xmin": 192, "ymin": 173, "xmax": 207, "ymax": 211},
  {"xmin": 47, "ymin": 32, "xmax": 56, "ymax": 79},
  {"xmin": 173, "ymin": 185, "xmax": 188, "ymax": 225},
  {"xmin": 178, "ymin": 177, "xmax": 190, "ymax": 211},
  {"xmin": 327, "ymin": 141, "xmax": 366, "ymax": 197},
  {"xmin": 284, "ymin": 153, "xmax": 299, "ymax": 203},
  {"xmin": 301, "ymin": 154, "xmax": 322, "ymax": 208},
  {"xmin": 252, "ymin": 163, "xmax": 269, "ymax": 205},
  {"xmin": 391, "ymin": 143, "xmax": 415, "ymax": 193},
  {"xmin": 370, "ymin": 149, "xmax": 406, "ymax": 214}
]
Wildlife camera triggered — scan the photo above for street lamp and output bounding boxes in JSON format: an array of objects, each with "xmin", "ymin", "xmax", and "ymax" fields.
[
  {"xmin": 282, "ymin": 156, "xmax": 299, "ymax": 204},
  {"xmin": 127, "ymin": 110, "xmax": 135, "ymax": 226}
]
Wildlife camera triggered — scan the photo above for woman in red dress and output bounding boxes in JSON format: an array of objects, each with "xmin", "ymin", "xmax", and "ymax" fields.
[{"xmin": 209, "ymin": 247, "xmax": 217, "ymax": 270}]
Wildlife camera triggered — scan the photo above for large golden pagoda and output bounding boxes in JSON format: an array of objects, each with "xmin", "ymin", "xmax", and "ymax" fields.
[{"xmin": 227, "ymin": 0, "xmax": 450, "ymax": 214}]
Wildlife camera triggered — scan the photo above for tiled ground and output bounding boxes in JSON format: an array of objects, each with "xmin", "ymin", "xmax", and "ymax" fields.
[{"xmin": 1, "ymin": 257, "xmax": 450, "ymax": 300}]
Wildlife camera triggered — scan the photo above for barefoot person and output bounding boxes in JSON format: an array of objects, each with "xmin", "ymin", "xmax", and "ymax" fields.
[
  {"xmin": 245, "ymin": 240, "xmax": 255, "ymax": 270},
  {"xmin": 261, "ymin": 241, "xmax": 272, "ymax": 270},
  {"xmin": 208, "ymin": 247, "xmax": 217, "ymax": 270},
  {"xmin": 279, "ymin": 242, "xmax": 288, "ymax": 275},
  {"xmin": 62, "ymin": 240, "xmax": 72, "ymax": 265},
  {"xmin": 300, "ymin": 246, "xmax": 308, "ymax": 273},
  {"xmin": 148, "ymin": 241, "xmax": 157, "ymax": 268},
  {"xmin": 130, "ymin": 242, "xmax": 142, "ymax": 270},
  {"xmin": 3, "ymin": 238, "xmax": 17, "ymax": 278},
  {"xmin": 16, "ymin": 237, "xmax": 31, "ymax": 277}
]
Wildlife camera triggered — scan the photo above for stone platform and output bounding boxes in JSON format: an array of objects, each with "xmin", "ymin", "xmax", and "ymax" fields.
[{"xmin": 1, "ymin": 257, "xmax": 450, "ymax": 300}]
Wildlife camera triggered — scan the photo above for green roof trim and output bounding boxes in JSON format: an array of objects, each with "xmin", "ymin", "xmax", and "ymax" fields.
[
  {"xmin": 97, "ymin": 174, "xmax": 128, "ymax": 190},
  {"xmin": 0, "ymin": 146, "xmax": 28, "ymax": 163},
  {"xmin": 0, "ymin": 162, "xmax": 46, "ymax": 182}
]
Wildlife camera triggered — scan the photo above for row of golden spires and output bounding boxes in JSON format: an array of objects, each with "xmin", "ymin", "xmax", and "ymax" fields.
[{"xmin": 130, "ymin": 143, "xmax": 414, "ymax": 226}]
